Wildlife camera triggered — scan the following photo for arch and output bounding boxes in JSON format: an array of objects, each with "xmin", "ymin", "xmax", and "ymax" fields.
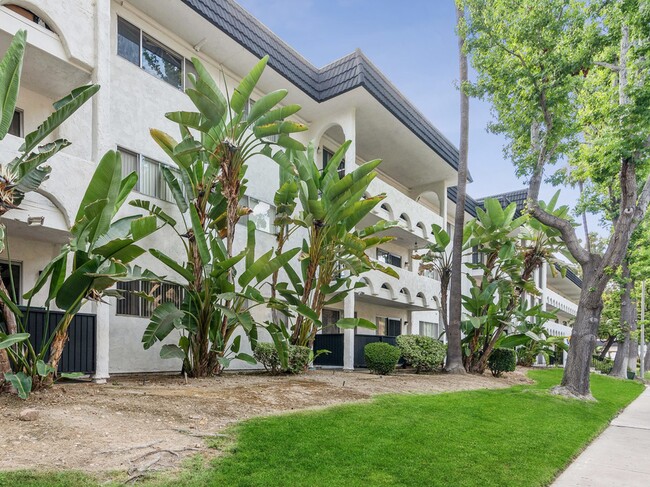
[
  {"xmin": 416, "ymin": 221, "xmax": 427, "ymax": 239},
  {"xmin": 416, "ymin": 292, "xmax": 427, "ymax": 307},
  {"xmin": 399, "ymin": 287, "xmax": 412, "ymax": 304},
  {"xmin": 358, "ymin": 277, "xmax": 375, "ymax": 296},
  {"xmin": 379, "ymin": 282, "xmax": 396, "ymax": 300},
  {"xmin": 398, "ymin": 212, "xmax": 411, "ymax": 231},
  {"xmin": 4, "ymin": 2, "xmax": 76, "ymax": 61},
  {"xmin": 36, "ymin": 188, "xmax": 71, "ymax": 228},
  {"xmin": 379, "ymin": 202, "xmax": 394, "ymax": 220},
  {"xmin": 313, "ymin": 122, "xmax": 347, "ymax": 153}
]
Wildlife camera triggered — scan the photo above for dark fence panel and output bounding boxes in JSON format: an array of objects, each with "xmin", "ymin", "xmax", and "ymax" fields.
[
  {"xmin": 314, "ymin": 334, "xmax": 344, "ymax": 366},
  {"xmin": 18, "ymin": 308, "xmax": 96, "ymax": 374}
]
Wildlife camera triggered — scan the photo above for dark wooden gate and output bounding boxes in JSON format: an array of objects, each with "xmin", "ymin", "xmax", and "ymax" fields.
[{"xmin": 354, "ymin": 334, "xmax": 398, "ymax": 368}]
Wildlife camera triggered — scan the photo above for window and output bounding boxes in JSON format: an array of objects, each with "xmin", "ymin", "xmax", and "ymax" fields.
[
  {"xmin": 377, "ymin": 248, "xmax": 402, "ymax": 268},
  {"xmin": 142, "ymin": 33, "xmax": 183, "ymax": 89},
  {"xmin": 0, "ymin": 261, "xmax": 21, "ymax": 305},
  {"xmin": 377, "ymin": 317, "xmax": 401, "ymax": 337},
  {"xmin": 322, "ymin": 148, "xmax": 345, "ymax": 179},
  {"xmin": 5, "ymin": 5, "xmax": 52, "ymax": 30},
  {"xmin": 420, "ymin": 321, "xmax": 439, "ymax": 340},
  {"xmin": 240, "ymin": 195, "xmax": 277, "ymax": 234},
  {"xmin": 116, "ymin": 280, "xmax": 184, "ymax": 317},
  {"xmin": 117, "ymin": 17, "xmax": 140, "ymax": 66},
  {"xmin": 321, "ymin": 308, "xmax": 341, "ymax": 335},
  {"xmin": 117, "ymin": 17, "xmax": 184, "ymax": 90},
  {"xmin": 117, "ymin": 147, "xmax": 181, "ymax": 202},
  {"xmin": 9, "ymin": 109, "xmax": 22, "ymax": 137}
]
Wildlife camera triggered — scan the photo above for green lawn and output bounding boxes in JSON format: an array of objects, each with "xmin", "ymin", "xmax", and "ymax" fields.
[{"xmin": 1, "ymin": 370, "xmax": 643, "ymax": 487}]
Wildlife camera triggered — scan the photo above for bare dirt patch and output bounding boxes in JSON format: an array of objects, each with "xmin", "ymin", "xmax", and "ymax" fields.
[{"xmin": 0, "ymin": 368, "xmax": 532, "ymax": 476}]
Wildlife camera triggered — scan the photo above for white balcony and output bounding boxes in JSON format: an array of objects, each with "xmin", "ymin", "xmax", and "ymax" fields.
[
  {"xmin": 368, "ymin": 176, "xmax": 444, "ymax": 236},
  {"xmin": 545, "ymin": 288, "xmax": 578, "ymax": 318},
  {"xmin": 358, "ymin": 259, "xmax": 440, "ymax": 310},
  {"xmin": 544, "ymin": 321, "xmax": 572, "ymax": 338}
]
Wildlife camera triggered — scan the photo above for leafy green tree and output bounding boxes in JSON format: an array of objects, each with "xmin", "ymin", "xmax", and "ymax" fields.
[
  {"xmin": 0, "ymin": 30, "xmax": 99, "ymax": 380},
  {"xmin": 269, "ymin": 142, "xmax": 397, "ymax": 348},
  {"xmin": 462, "ymin": 197, "xmax": 568, "ymax": 373},
  {"xmin": 461, "ymin": 0, "xmax": 650, "ymax": 397},
  {"xmin": 139, "ymin": 56, "xmax": 307, "ymax": 376}
]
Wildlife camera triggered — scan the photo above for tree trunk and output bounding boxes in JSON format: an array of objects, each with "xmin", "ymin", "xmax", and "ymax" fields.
[
  {"xmin": 599, "ymin": 335, "xmax": 615, "ymax": 359},
  {"xmin": 644, "ymin": 342, "xmax": 650, "ymax": 372},
  {"xmin": 47, "ymin": 314, "xmax": 74, "ymax": 374},
  {"xmin": 611, "ymin": 264, "xmax": 634, "ymax": 378},
  {"xmin": 556, "ymin": 277, "xmax": 603, "ymax": 399},
  {"xmin": 0, "ymin": 272, "xmax": 19, "ymax": 384},
  {"xmin": 446, "ymin": 2, "xmax": 469, "ymax": 374},
  {"xmin": 610, "ymin": 338, "xmax": 630, "ymax": 378}
]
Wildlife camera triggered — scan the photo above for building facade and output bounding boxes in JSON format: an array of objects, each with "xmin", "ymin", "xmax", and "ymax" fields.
[{"xmin": 0, "ymin": 0, "xmax": 578, "ymax": 378}]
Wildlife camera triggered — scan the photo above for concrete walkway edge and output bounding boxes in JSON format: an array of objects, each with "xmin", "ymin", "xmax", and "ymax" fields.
[{"xmin": 552, "ymin": 385, "xmax": 650, "ymax": 486}]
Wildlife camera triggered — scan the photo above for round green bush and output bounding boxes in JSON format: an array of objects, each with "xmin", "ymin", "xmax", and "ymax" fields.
[
  {"xmin": 364, "ymin": 342, "xmax": 401, "ymax": 375},
  {"xmin": 396, "ymin": 335, "xmax": 446, "ymax": 372},
  {"xmin": 487, "ymin": 348, "xmax": 516, "ymax": 377},
  {"xmin": 253, "ymin": 342, "xmax": 312, "ymax": 374}
]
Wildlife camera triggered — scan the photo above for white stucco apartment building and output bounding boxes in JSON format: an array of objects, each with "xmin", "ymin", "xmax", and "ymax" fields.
[{"xmin": 0, "ymin": 0, "xmax": 579, "ymax": 379}]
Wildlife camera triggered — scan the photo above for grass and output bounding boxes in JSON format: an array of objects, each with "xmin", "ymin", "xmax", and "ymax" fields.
[{"xmin": 0, "ymin": 369, "xmax": 643, "ymax": 487}]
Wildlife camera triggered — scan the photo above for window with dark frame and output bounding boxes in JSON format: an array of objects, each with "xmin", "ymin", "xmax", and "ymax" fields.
[
  {"xmin": 9, "ymin": 109, "xmax": 22, "ymax": 137},
  {"xmin": 117, "ymin": 147, "xmax": 182, "ymax": 203},
  {"xmin": 322, "ymin": 148, "xmax": 345, "ymax": 179},
  {"xmin": 321, "ymin": 308, "xmax": 341, "ymax": 335},
  {"xmin": 0, "ymin": 261, "xmax": 21, "ymax": 306},
  {"xmin": 376, "ymin": 248, "xmax": 402, "ymax": 268},
  {"xmin": 116, "ymin": 280, "xmax": 184, "ymax": 318},
  {"xmin": 117, "ymin": 17, "xmax": 184, "ymax": 90},
  {"xmin": 239, "ymin": 195, "xmax": 277, "ymax": 235}
]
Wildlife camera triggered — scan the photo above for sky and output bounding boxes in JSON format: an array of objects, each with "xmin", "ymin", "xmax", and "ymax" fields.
[{"xmin": 236, "ymin": 0, "xmax": 595, "ymax": 232}]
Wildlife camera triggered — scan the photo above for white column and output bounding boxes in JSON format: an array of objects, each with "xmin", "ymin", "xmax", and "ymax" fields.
[
  {"xmin": 342, "ymin": 108, "xmax": 356, "ymax": 371},
  {"xmin": 91, "ymin": 0, "xmax": 112, "ymax": 382},
  {"xmin": 92, "ymin": 301, "xmax": 110, "ymax": 383},
  {"xmin": 343, "ymin": 293, "xmax": 355, "ymax": 371}
]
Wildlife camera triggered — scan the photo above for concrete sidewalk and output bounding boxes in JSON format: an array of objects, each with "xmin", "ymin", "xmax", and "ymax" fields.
[{"xmin": 553, "ymin": 386, "xmax": 650, "ymax": 486}]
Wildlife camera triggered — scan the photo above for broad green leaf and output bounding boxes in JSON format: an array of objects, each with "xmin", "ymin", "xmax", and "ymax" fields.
[
  {"xmin": 4, "ymin": 372, "xmax": 31, "ymax": 399},
  {"xmin": 150, "ymin": 249, "xmax": 193, "ymax": 282},
  {"xmin": 142, "ymin": 302, "xmax": 184, "ymax": 349},
  {"xmin": 189, "ymin": 204, "xmax": 210, "ymax": 265},
  {"xmin": 0, "ymin": 30, "xmax": 25, "ymax": 139},
  {"xmin": 0, "ymin": 332, "xmax": 29, "ymax": 350},
  {"xmin": 20, "ymin": 84, "xmax": 99, "ymax": 155},
  {"xmin": 160, "ymin": 344, "xmax": 186, "ymax": 360},
  {"xmin": 36, "ymin": 359, "xmax": 55, "ymax": 377},
  {"xmin": 231, "ymin": 56, "xmax": 268, "ymax": 114}
]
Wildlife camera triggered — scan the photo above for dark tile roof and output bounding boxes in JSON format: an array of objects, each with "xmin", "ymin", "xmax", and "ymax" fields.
[
  {"xmin": 476, "ymin": 189, "xmax": 528, "ymax": 216},
  {"xmin": 181, "ymin": 0, "xmax": 462, "ymax": 173},
  {"xmin": 555, "ymin": 264, "xmax": 583, "ymax": 288},
  {"xmin": 447, "ymin": 186, "xmax": 481, "ymax": 217}
]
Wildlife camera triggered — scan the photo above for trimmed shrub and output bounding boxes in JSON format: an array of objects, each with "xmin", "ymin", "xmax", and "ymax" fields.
[
  {"xmin": 253, "ymin": 342, "xmax": 312, "ymax": 375},
  {"xmin": 287, "ymin": 345, "xmax": 312, "ymax": 374},
  {"xmin": 364, "ymin": 342, "xmax": 401, "ymax": 375},
  {"xmin": 254, "ymin": 342, "xmax": 282, "ymax": 374},
  {"xmin": 488, "ymin": 348, "xmax": 516, "ymax": 377},
  {"xmin": 396, "ymin": 335, "xmax": 446, "ymax": 372},
  {"xmin": 594, "ymin": 356, "xmax": 614, "ymax": 375}
]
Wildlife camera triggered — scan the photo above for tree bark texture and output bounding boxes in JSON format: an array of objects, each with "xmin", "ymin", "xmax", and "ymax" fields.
[
  {"xmin": 446, "ymin": 2, "xmax": 469, "ymax": 374},
  {"xmin": 611, "ymin": 263, "xmax": 634, "ymax": 378}
]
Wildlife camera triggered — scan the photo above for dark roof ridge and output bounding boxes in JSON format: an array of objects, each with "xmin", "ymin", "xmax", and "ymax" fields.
[{"xmin": 181, "ymin": 0, "xmax": 462, "ymax": 173}]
